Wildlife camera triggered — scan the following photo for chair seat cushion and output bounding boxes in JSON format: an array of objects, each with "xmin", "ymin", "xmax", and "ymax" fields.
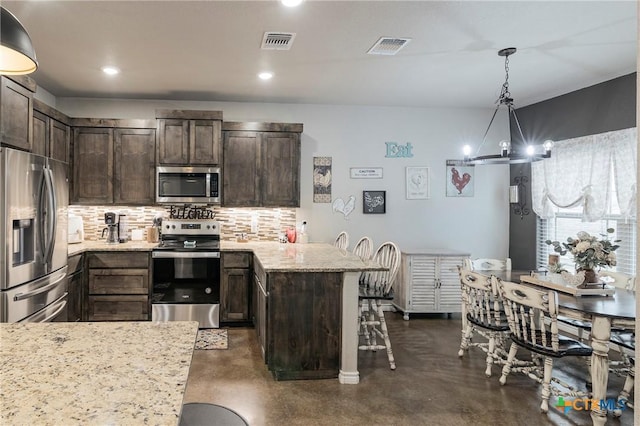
[
  {"xmin": 467, "ymin": 311, "xmax": 510, "ymax": 332},
  {"xmin": 558, "ymin": 316, "xmax": 592, "ymax": 330},
  {"xmin": 610, "ymin": 332, "xmax": 635, "ymax": 351},
  {"xmin": 359, "ymin": 286, "xmax": 394, "ymax": 300},
  {"xmin": 510, "ymin": 330, "xmax": 593, "ymax": 358}
]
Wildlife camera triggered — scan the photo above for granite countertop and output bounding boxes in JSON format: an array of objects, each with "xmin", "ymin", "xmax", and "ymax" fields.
[
  {"xmin": 0, "ymin": 321, "xmax": 198, "ymax": 425},
  {"xmin": 70, "ymin": 241, "xmax": 383, "ymax": 273}
]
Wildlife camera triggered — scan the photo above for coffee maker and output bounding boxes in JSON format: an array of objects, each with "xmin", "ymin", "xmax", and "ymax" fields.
[{"xmin": 102, "ymin": 212, "xmax": 119, "ymax": 244}]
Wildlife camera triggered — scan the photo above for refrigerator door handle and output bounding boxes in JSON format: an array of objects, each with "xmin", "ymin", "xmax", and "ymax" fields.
[
  {"xmin": 44, "ymin": 165, "xmax": 57, "ymax": 266},
  {"xmin": 13, "ymin": 269, "xmax": 67, "ymax": 301},
  {"xmin": 37, "ymin": 167, "xmax": 48, "ymax": 263},
  {"xmin": 40, "ymin": 295, "xmax": 68, "ymax": 323}
]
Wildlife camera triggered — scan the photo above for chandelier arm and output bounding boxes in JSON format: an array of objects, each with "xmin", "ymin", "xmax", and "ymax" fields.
[
  {"xmin": 476, "ymin": 104, "xmax": 501, "ymax": 156},
  {"xmin": 509, "ymin": 107, "xmax": 527, "ymax": 148}
]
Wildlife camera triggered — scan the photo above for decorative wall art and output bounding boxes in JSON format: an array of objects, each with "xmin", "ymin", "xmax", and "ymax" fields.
[
  {"xmin": 405, "ymin": 167, "xmax": 430, "ymax": 199},
  {"xmin": 313, "ymin": 156, "xmax": 332, "ymax": 203},
  {"xmin": 363, "ymin": 191, "xmax": 386, "ymax": 214},
  {"xmin": 445, "ymin": 160, "xmax": 474, "ymax": 197},
  {"xmin": 332, "ymin": 195, "xmax": 356, "ymax": 220},
  {"xmin": 350, "ymin": 167, "xmax": 383, "ymax": 179}
]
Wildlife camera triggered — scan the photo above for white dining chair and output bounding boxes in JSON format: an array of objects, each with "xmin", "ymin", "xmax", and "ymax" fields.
[
  {"xmin": 333, "ymin": 231, "xmax": 349, "ymax": 250},
  {"xmin": 352, "ymin": 236, "xmax": 373, "ymax": 260},
  {"xmin": 358, "ymin": 241, "xmax": 401, "ymax": 369}
]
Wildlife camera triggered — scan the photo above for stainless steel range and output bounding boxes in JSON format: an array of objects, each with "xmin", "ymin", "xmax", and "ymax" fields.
[{"xmin": 151, "ymin": 219, "xmax": 220, "ymax": 328}]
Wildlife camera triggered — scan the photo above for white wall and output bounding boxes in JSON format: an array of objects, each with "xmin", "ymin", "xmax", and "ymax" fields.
[{"xmin": 56, "ymin": 97, "xmax": 511, "ymax": 257}]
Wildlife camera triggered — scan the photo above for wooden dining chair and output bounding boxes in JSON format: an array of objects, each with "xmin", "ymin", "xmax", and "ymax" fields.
[
  {"xmin": 358, "ymin": 241, "xmax": 401, "ymax": 369},
  {"xmin": 495, "ymin": 277, "xmax": 592, "ymax": 413},
  {"xmin": 333, "ymin": 231, "xmax": 349, "ymax": 250},
  {"xmin": 352, "ymin": 236, "xmax": 373, "ymax": 260},
  {"xmin": 457, "ymin": 267, "xmax": 511, "ymax": 377},
  {"xmin": 609, "ymin": 332, "xmax": 635, "ymax": 416}
]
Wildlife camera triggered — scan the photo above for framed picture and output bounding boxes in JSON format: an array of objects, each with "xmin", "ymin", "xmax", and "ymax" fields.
[
  {"xmin": 445, "ymin": 160, "xmax": 474, "ymax": 197},
  {"xmin": 406, "ymin": 166, "xmax": 430, "ymax": 199},
  {"xmin": 363, "ymin": 190, "xmax": 386, "ymax": 214}
]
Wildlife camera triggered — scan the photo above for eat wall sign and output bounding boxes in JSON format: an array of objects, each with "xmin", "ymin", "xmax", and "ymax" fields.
[{"xmin": 385, "ymin": 142, "xmax": 413, "ymax": 158}]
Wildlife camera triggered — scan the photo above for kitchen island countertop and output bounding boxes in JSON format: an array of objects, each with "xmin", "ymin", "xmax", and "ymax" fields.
[{"xmin": 0, "ymin": 321, "xmax": 198, "ymax": 425}]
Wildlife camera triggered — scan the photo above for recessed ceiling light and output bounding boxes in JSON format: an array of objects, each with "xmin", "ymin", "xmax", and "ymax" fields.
[
  {"xmin": 258, "ymin": 71, "xmax": 274, "ymax": 80},
  {"xmin": 281, "ymin": 0, "xmax": 303, "ymax": 7},
  {"xmin": 101, "ymin": 66, "xmax": 120, "ymax": 76}
]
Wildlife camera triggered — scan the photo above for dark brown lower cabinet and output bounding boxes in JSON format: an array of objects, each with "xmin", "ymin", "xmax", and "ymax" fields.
[
  {"xmin": 67, "ymin": 254, "xmax": 84, "ymax": 322},
  {"xmin": 85, "ymin": 252, "xmax": 150, "ymax": 321},
  {"xmin": 255, "ymin": 259, "xmax": 342, "ymax": 380},
  {"xmin": 221, "ymin": 252, "xmax": 252, "ymax": 323}
]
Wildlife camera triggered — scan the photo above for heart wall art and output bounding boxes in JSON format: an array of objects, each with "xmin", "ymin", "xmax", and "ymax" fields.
[{"xmin": 445, "ymin": 160, "xmax": 474, "ymax": 197}]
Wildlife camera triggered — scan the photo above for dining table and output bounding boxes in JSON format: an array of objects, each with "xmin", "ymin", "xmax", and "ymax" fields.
[{"xmin": 481, "ymin": 270, "xmax": 635, "ymax": 426}]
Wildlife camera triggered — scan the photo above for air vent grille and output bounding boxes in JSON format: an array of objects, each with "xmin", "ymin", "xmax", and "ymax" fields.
[
  {"xmin": 367, "ymin": 37, "xmax": 412, "ymax": 56},
  {"xmin": 261, "ymin": 32, "xmax": 296, "ymax": 50}
]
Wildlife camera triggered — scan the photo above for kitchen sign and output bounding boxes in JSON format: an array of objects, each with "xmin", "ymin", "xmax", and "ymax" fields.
[
  {"xmin": 168, "ymin": 204, "xmax": 216, "ymax": 219},
  {"xmin": 350, "ymin": 167, "xmax": 383, "ymax": 179}
]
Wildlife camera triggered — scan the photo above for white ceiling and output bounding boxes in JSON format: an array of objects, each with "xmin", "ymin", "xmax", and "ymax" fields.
[{"xmin": 4, "ymin": 0, "xmax": 637, "ymax": 109}]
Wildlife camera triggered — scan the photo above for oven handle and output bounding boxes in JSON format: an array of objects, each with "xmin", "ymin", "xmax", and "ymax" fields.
[{"xmin": 152, "ymin": 251, "xmax": 221, "ymax": 259}]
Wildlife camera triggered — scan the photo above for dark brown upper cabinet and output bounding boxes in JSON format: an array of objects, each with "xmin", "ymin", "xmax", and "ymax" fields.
[
  {"xmin": 156, "ymin": 110, "xmax": 222, "ymax": 165},
  {"xmin": 32, "ymin": 99, "xmax": 71, "ymax": 162},
  {"xmin": 71, "ymin": 119, "xmax": 156, "ymax": 205},
  {"xmin": 222, "ymin": 122, "xmax": 302, "ymax": 208},
  {"xmin": 0, "ymin": 75, "xmax": 35, "ymax": 151}
]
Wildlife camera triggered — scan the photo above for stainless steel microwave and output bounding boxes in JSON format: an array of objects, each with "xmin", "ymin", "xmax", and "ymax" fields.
[{"xmin": 156, "ymin": 166, "xmax": 221, "ymax": 204}]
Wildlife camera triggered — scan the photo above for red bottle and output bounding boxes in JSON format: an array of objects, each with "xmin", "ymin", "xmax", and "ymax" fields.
[{"xmin": 286, "ymin": 227, "xmax": 297, "ymax": 243}]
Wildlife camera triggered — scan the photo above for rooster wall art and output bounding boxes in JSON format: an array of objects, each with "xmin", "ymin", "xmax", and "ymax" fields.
[{"xmin": 446, "ymin": 165, "xmax": 474, "ymax": 197}]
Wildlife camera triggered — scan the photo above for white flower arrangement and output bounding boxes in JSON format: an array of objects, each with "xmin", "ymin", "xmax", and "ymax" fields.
[{"xmin": 546, "ymin": 229, "xmax": 620, "ymax": 271}]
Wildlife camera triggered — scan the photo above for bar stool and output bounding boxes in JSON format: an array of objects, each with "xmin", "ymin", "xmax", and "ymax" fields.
[
  {"xmin": 334, "ymin": 231, "xmax": 349, "ymax": 250},
  {"xmin": 352, "ymin": 236, "xmax": 373, "ymax": 260}
]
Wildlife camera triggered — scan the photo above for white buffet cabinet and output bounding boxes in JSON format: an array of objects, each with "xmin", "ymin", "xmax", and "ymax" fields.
[{"xmin": 393, "ymin": 249, "xmax": 469, "ymax": 320}]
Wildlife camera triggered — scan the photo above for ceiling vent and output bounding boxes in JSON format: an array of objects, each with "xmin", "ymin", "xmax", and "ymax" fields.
[
  {"xmin": 261, "ymin": 32, "xmax": 296, "ymax": 50},
  {"xmin": 367, "ymin": 37, "xmax": 411, "ymax": 56}
]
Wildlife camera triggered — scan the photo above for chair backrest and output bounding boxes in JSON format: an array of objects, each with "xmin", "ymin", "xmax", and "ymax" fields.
[
  {"xmin": 334, "ymin": 231, "xmax": 349, "ymax": 250},
  {"xmin": 363, "ymin": 241, "xmax": 400, "ymax": 295},
  {"xmin": 458, "ymin": 267, "xmax": 503, "ymax": 328},
  {"xmin": 598, "ymin": 271, "xmax": 636, "ymax": 291},
  {"xmin": 468, "ymin": 258, "xmax": 512, "ymax": 271},
  {"xmin": 352, "ymin": 236, "xmax": 373, "ymax": 260},
  {"xmin": 494, "ymin": 277, "xmax": 560, "ymax": 352}
]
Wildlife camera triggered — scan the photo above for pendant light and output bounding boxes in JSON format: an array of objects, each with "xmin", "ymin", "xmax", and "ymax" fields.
[
  {"xmin": 0, "ymin": 7, "xmax": 38, "ymax": 75},
  {"xmin": 463, "ymin": 47, "xmax": 552, "ymax": 165}
]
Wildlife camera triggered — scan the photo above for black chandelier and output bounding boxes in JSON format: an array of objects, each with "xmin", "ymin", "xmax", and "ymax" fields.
[{"xmin": 463, "ymin": 47, "xmax": 552, "ymax": 165}]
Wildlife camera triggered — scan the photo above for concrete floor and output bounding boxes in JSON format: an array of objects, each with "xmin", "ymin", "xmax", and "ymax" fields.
[{"xmin": 183, "ymin": 312, "xmax": 634, "ymax": 426}]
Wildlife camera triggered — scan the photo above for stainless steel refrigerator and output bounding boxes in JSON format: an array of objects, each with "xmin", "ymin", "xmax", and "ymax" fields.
[{"xmin": 0, "ymin": 147, "xmax": 69, "ymax": 322}]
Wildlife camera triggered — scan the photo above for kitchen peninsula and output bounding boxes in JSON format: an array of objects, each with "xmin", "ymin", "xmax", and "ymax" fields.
[
  {"xmin": 0, "ymin": 321, "xmax": 198, "ymax": 425},
  {"xmin": 67, "ymin": 241, "xmax": 383, "ymax": 384}
]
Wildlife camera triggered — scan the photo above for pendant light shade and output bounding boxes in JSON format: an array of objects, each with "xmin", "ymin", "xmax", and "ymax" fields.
[{"xmin": 0, "ymin": 7, "xmax": 38, "ymax": 75}]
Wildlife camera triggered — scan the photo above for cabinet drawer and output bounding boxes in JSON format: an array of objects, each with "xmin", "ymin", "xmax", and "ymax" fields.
[
  {"xmin": 223, "ymin": 252, "xmax": 251, "ymax": 268},
  {"xmin": 87, "ymin": 295, "xmax": 149, "ymax": 321},
  {"xmin": 88, "ymin": 252, "xmax": 149, "ymax": 268},
  {"xmin": 89, "ymin": 269, "xmax": 149, "ymax": 294}
]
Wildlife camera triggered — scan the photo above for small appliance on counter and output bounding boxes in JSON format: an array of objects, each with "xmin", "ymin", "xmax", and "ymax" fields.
[
  {"xmin": 102, "ymin": 212, "xmax": 119, "ymax": 244},
  {"xmin": 68, "ymin": 215, "xmax": 85, "ymax": 244},
  {"xmin": 118, "ymin": 213, "xmax": 129, "ymax": 243}
]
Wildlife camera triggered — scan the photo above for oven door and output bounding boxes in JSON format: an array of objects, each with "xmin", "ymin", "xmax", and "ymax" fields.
[{"xmin": 152, "ymin": 251, "xmax": 221, "ymax": 328}]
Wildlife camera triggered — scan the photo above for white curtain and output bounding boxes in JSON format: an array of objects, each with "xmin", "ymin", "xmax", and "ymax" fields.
[{"xmin": 531, "ymin": 127, "xmax": 637, "ymax": 221}]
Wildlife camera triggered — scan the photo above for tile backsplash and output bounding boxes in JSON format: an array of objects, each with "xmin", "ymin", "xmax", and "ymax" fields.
[{"xmin": 68, "ymin": 205, "xmax": 297, "ymax": 242}]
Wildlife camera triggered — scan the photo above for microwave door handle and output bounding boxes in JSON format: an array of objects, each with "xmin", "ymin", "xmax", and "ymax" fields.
[{"xmin": 45, "ymin": 166, "xmax": 57, "ymax": 265}]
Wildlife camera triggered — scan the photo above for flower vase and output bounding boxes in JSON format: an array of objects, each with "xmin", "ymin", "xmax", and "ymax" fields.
[{"xmin": 579, "ymin": 268, "xmax": 599, "ymax": 284}]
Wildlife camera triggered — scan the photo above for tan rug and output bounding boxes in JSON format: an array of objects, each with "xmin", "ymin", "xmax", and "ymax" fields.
[{"xmin": 195, "ymin": 329, "xmax": 228, "ymax": 350}]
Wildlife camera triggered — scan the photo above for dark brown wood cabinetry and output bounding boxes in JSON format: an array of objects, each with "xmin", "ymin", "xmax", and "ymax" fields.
[
  {"xmin": 67, "ymin": 253, "xmax": 84, "ymax": 322},
  {"xmin": 114, "ymin": 128, "xmax": 156, "ymax": 204},
  {"xmin": 85, "ymin": 252, "xmax": 150, "ymax": 321},
  {"xmin": 156, "ymin": 110, "xmax": 222, "ymax": 165},
  {"xmin": 223, "ymin": 122, "xmax": 302, "ymax": 207},
  {"xmin": 71, "ymin": 120, "xmax": 156, "ymax": 204},
  {"xmin": 32, "ymin": 99, "xmax": 71, "ymax": 162},
  {"xmin": 221, "ymin": 252, "xmax": 252, "ymax": 322},
  {"xmin": 253, "ymin": 257, "xmax": 343, "ymax": 380},
  {"xmin": 0, "ymin": 76, "xmax": 35, "ymax": 151},
  {"xmin": 72, "ymin": 127, "xmax": 113, "ymax": 204}
]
